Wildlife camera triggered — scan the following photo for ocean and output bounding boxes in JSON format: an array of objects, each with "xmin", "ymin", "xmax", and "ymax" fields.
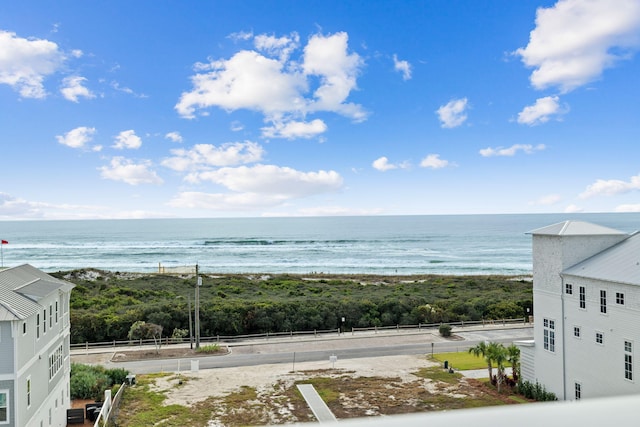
[{"xmin": 0, "ymin": 213, "xmax": 639, "ymax": 275}]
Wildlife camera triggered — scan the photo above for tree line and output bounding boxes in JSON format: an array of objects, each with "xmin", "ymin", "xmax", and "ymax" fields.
[{"xmin": 57, "ymin": 270, "xmax": 533, "ymax": 344}]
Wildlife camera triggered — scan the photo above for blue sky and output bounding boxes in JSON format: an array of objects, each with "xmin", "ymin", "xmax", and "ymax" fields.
[{"xmin": 1, "ymin": 0, "xmax": 640, "ymax": 220}]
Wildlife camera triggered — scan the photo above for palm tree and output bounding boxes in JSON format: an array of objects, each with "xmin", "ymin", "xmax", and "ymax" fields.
[
  {"xmin": 506, "ymin": 344, "xmax": 520, "ymax": 382},
  {"xmin": 491, "ymin": 344, "xmax": 508, "ymax": 393},
  {"xmin": 468, "ymin": 341, "xmax": 495, "ymax": 380}
]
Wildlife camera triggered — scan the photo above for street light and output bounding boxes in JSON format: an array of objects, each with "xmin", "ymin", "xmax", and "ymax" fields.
[{"xmin": 195, "ymin": 264, "xmax": 201, "ymax": 349}]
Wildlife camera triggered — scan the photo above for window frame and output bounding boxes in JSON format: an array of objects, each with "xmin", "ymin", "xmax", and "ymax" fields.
[
  {"xmin": 575, "ymin": 382, "xmax": 581, "ymax": 400},
  {"xmin": 543, "ymin": 318, "xmax": 556, "ymax": 352},
  {"xmin": 573, "ymin": 326, "xmax": 581, "ymax": 338},
  {"xmin": 26, "ymin": 377, "xmax": 31, "ymax": 409},
  {"xmin": 625, "ymin": 340, "xmax": 633, "ymax": 381},
  {"xmin": 0, "ymin": 389, "xmax": 9, "ymax": 424},
  {"xmin": 565, "ymin": 283, "xmax": 573, "ymax": 295},
  {"xmin": 579, "ymin": 286, "xmax": 586, "ymax": 309},
  {"xmin": 600, "ymin": 290, "xmax": 607, "ymax": 314},
  {"xmin": 596, "ymin": 331, "xmax": 604, "ymax": 345},
  {"xmin": 616, "ymin": 292, "xmax": 625, "ymax": 305}
]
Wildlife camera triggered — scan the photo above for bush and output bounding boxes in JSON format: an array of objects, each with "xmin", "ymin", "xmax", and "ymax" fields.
[
  {"xmin": 71, "ymin": 363, "xmax": 130, "ymax": 400},
  {"xmin": 517, "ymin": 380, "xmax": 557, "ymax": 401},
  {"xmin": 196, "ymin": 343, "xmax": 220, "ymax": 354},
  {"xmin": 439, "ymin": 323, "xmax": 452, "ymax": 337}
]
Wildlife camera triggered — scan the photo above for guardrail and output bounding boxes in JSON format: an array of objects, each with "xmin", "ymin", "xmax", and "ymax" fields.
[{"xmin": 70, "ymin": 317, "xmax": 531, "ymax": 352}]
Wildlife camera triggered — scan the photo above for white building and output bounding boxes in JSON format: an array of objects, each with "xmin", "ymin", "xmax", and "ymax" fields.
[
  {"xmin": 0, "ymin": 264, "xmax": 74, "ymax": 427},
  {"xmin": 518, "ymin": 220, "xmax": 639, "ymax": 400}
]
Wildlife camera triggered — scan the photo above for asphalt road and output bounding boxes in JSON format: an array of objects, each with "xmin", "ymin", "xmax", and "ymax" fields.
[{"xmin": 108, "ymin": 327, "xmax": 533, "ymax": 374}]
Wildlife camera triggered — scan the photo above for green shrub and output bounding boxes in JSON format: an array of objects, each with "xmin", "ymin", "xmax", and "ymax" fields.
[
  {"xmin": 439, "ymin": 323, "xmax": 452, "ymax": 337},
  {"xmin": 196, "ymin": 343, "xmax": 220, "ymax": 354},
  {"xmin": 517, "ymin": 380, "xmax": 557, "ymax": 401},
  {"xmin": 70, "ymin": 363, "xmax": 130, "ymax": 401}
]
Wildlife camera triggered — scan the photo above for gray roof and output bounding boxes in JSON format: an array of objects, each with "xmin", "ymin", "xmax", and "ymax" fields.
[
  {"xmin": 0, "ymin": 264, "xmax": 75, "ymax": 321},
  {"xmin": 563, "ymin": 232, "xmax": 640, "ymax": 286},
  {"xmin": 528, "ymin": 220, "xmax": 627, "ymax": 236}
]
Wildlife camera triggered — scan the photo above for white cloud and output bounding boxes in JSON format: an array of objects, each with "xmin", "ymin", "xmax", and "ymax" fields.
[
  {"xmin": 165, "ymin": 131, "xmax": 183, "ymax": 143},
  {"xmin": 99, "ymin": 157, "xmax": 163, "ymax": 185},
  {"xmin": 113, "ymin": 130, "xmax": 142, "ymax": 150},
  {"xmin": 479, "ymin": 144, "xmax": 546, "ymax": 157},
  {"xmin": 262, "ymin": 119, "xmax": 327, "ymax": 139},
  {"xmin": 188, "ymin": 164, "xmax": 343, "ymax": 197},
  {"xmin": 60, "ymin": 76, "xmax": 95, "ymax": 102},
  {"xmin": 579, "ymin": 173, "xmax": 640, "ymax": 198},
  {"xmin": 168, "ymin": 191, "xmax": 289, "ymax": 211},
  {"xmin": 175, "ymin": 31, "xmax": 366, "ymax": 136},
  {"xmin": 616, "ymin": 204, "xmax": 640, "ymax": 212},
  {"xmin": 517, "ymin": 96, "xmax": 565, "ymax": 125},
  {"xmin": 529, "ymin": 194, "xmax": 561, "ymax": 206},
  {"xmin": 564, "ymin": 204, "xmax": 584, "ymax": 213},
  {"xmin": 162, "ymin": 141, "xmax": 264, "ymax": 172},
  {"xmin": 0, "ymin": 30, "xmax": 65, "ymax": 98},
  {"xmin": 0, "ymin": 192, "xmax": 102, "ymax": 219},
  {"xmin": 168, "ymin": 164, "xmax": 344, "ymax": 211},
  {"xmin": 420, "ymin": 154, "xmax": 450, "ymax": 169},
  {"xmin": 56, "ymin": 126, "xmax": 96, "ymax": 149},
  {"xmin": 436, "ymin": 98, "xmax": 468, "ymax": 128},
  {"xmin": 515, "ymin": 0, "xmax": 640, "ymax": 92},
  {"xmin": 176, "ymin": 49, "xmax": 306, "ymax": 118},
  {"xmin": 372, "ymin": 157, "xmax": 397, "ymax": 171},
  {"xmin": 254, "ymin": 32, "xmax": 300, "ymax": 62},
  {"xmin": 230, "ymin": 121, "xmax": 244, "ymax": 132},
  {"xmin": 393, "ymin": 54, "xmax": 412, "ymax": 80}
]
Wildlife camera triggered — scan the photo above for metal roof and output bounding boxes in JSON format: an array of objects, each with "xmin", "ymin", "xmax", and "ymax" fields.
[
  {"xmin": 0, "ymin": 264, "xmax": 75, "ymax": 321},
  {"xmin": 528, "ymin": 221, "xmax": 627, "ymax": 236},
  {"xmin": 563, "ymin": 232, "xmax": 640, "ymax": 286}
]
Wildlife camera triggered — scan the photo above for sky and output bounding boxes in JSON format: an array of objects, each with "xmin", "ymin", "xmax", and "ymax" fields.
[{"xmin": 1, "ymin": 0, "xmax": 640, "ymax": 220}]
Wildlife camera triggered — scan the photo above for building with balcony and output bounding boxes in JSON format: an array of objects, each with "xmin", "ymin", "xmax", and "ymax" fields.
[{"xmin": 0, "ymin": 264, "xmax": 74, "ymax": 427}]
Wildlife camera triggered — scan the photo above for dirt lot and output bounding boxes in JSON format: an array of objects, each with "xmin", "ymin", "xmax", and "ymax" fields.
[{"xmin": 107, "ymin": 352, "xmax": 520, "ymax": 426}]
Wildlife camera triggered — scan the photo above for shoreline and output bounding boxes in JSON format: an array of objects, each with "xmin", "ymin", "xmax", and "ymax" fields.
[{"xmin": 55, "ymin": 267, "xmax": 533, "ymax": 282}]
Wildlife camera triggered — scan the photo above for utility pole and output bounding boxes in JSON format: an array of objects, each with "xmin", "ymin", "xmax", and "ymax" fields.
[
  {"xmin": 195, "ymin": 264, "xmax": 201, "ymax": 349},
  {"xmin": 188, "ymin": 294, "xmax": 193, "ymax": 349}
]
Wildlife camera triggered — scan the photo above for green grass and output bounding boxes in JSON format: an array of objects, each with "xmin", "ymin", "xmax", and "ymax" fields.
[
  {"xmin": 414, "ymin": 366, "xmax": 462, "ymax": 384},
  {"xmin": 430, "ymin": 351, "xmax": 488, "ymax": 370}
]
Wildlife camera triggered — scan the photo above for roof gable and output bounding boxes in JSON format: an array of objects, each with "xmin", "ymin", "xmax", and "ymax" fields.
[
  {"xmin": 0, "ymin": 264, "xmax": 75, "ymax": 321},
  {"xmin": 563, "ymin": 232, "xmax": 640, "ymax": 285},
  {"xmin": 529, "ymin": 220, "xmax": 626, "ymax": 236}
]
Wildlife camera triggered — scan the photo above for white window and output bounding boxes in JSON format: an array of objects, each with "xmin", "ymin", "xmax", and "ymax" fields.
[
  {"xmin": 600, "ymin": 290, "xmax": 607, "ymax": 314},
  {"xmin": 49, "ymin": 344, "xmax": 64, "ymax": 380},
  {"xmin": 36, "ymin": 314, "xmax": 40, "ymax": 339},
  {"xmin": 579, "ymin": 286, "xmax": 586, "ymax": 309},
  {"xmin": 23, "ymin": 322, "xmax": 27, "ymax": 335},
  {"xmin": 0, "ymin": 390, "xmax": 8, "ymax": 424},
  {"xmin": 55, "ymin": 301, "xmax": 59, "ymax": 323},
  {"xmin": 43, "ymin": 309, "xmax": 47, "ymax": 334},
  {"xmin": 617, "ymin": 292, "xmax": 625, "ymax": 305},
  {"xmin": 543, "ymin": 318, "xmax": 555, "ymax": 352},
  {"xmin": 574, "ymin": 326, "xmax": 581, "ymax": 338},
  {"xmin": 575, "ymin": 382, "xmax": 581, "ymax": 400},
  {"xmin": 49, "ymin": 304, "xmax": 53, "ymax": 329},
  {"xmin": 565, "ymin": 283, "xmax": 573, "ymax": 294},
  {"xmin": 625, "ymin": 340, "xmax": 633, "ymax": 381},
  {"xmin": 27, "ymin": 377, "xmax": 31, "ymax": 408},
  {"xmin": 596, "ymin": 332, "xmax": 604, "ymax": 345}
]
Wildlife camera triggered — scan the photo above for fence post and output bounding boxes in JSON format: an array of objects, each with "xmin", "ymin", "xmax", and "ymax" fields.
[
  {"xmin": 217, "ymin": 335, "xmax": 219, "ymax": 343},
  {"xmin": 314, "ymin": 329, "xmax": 317, "ymax": 337}
]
